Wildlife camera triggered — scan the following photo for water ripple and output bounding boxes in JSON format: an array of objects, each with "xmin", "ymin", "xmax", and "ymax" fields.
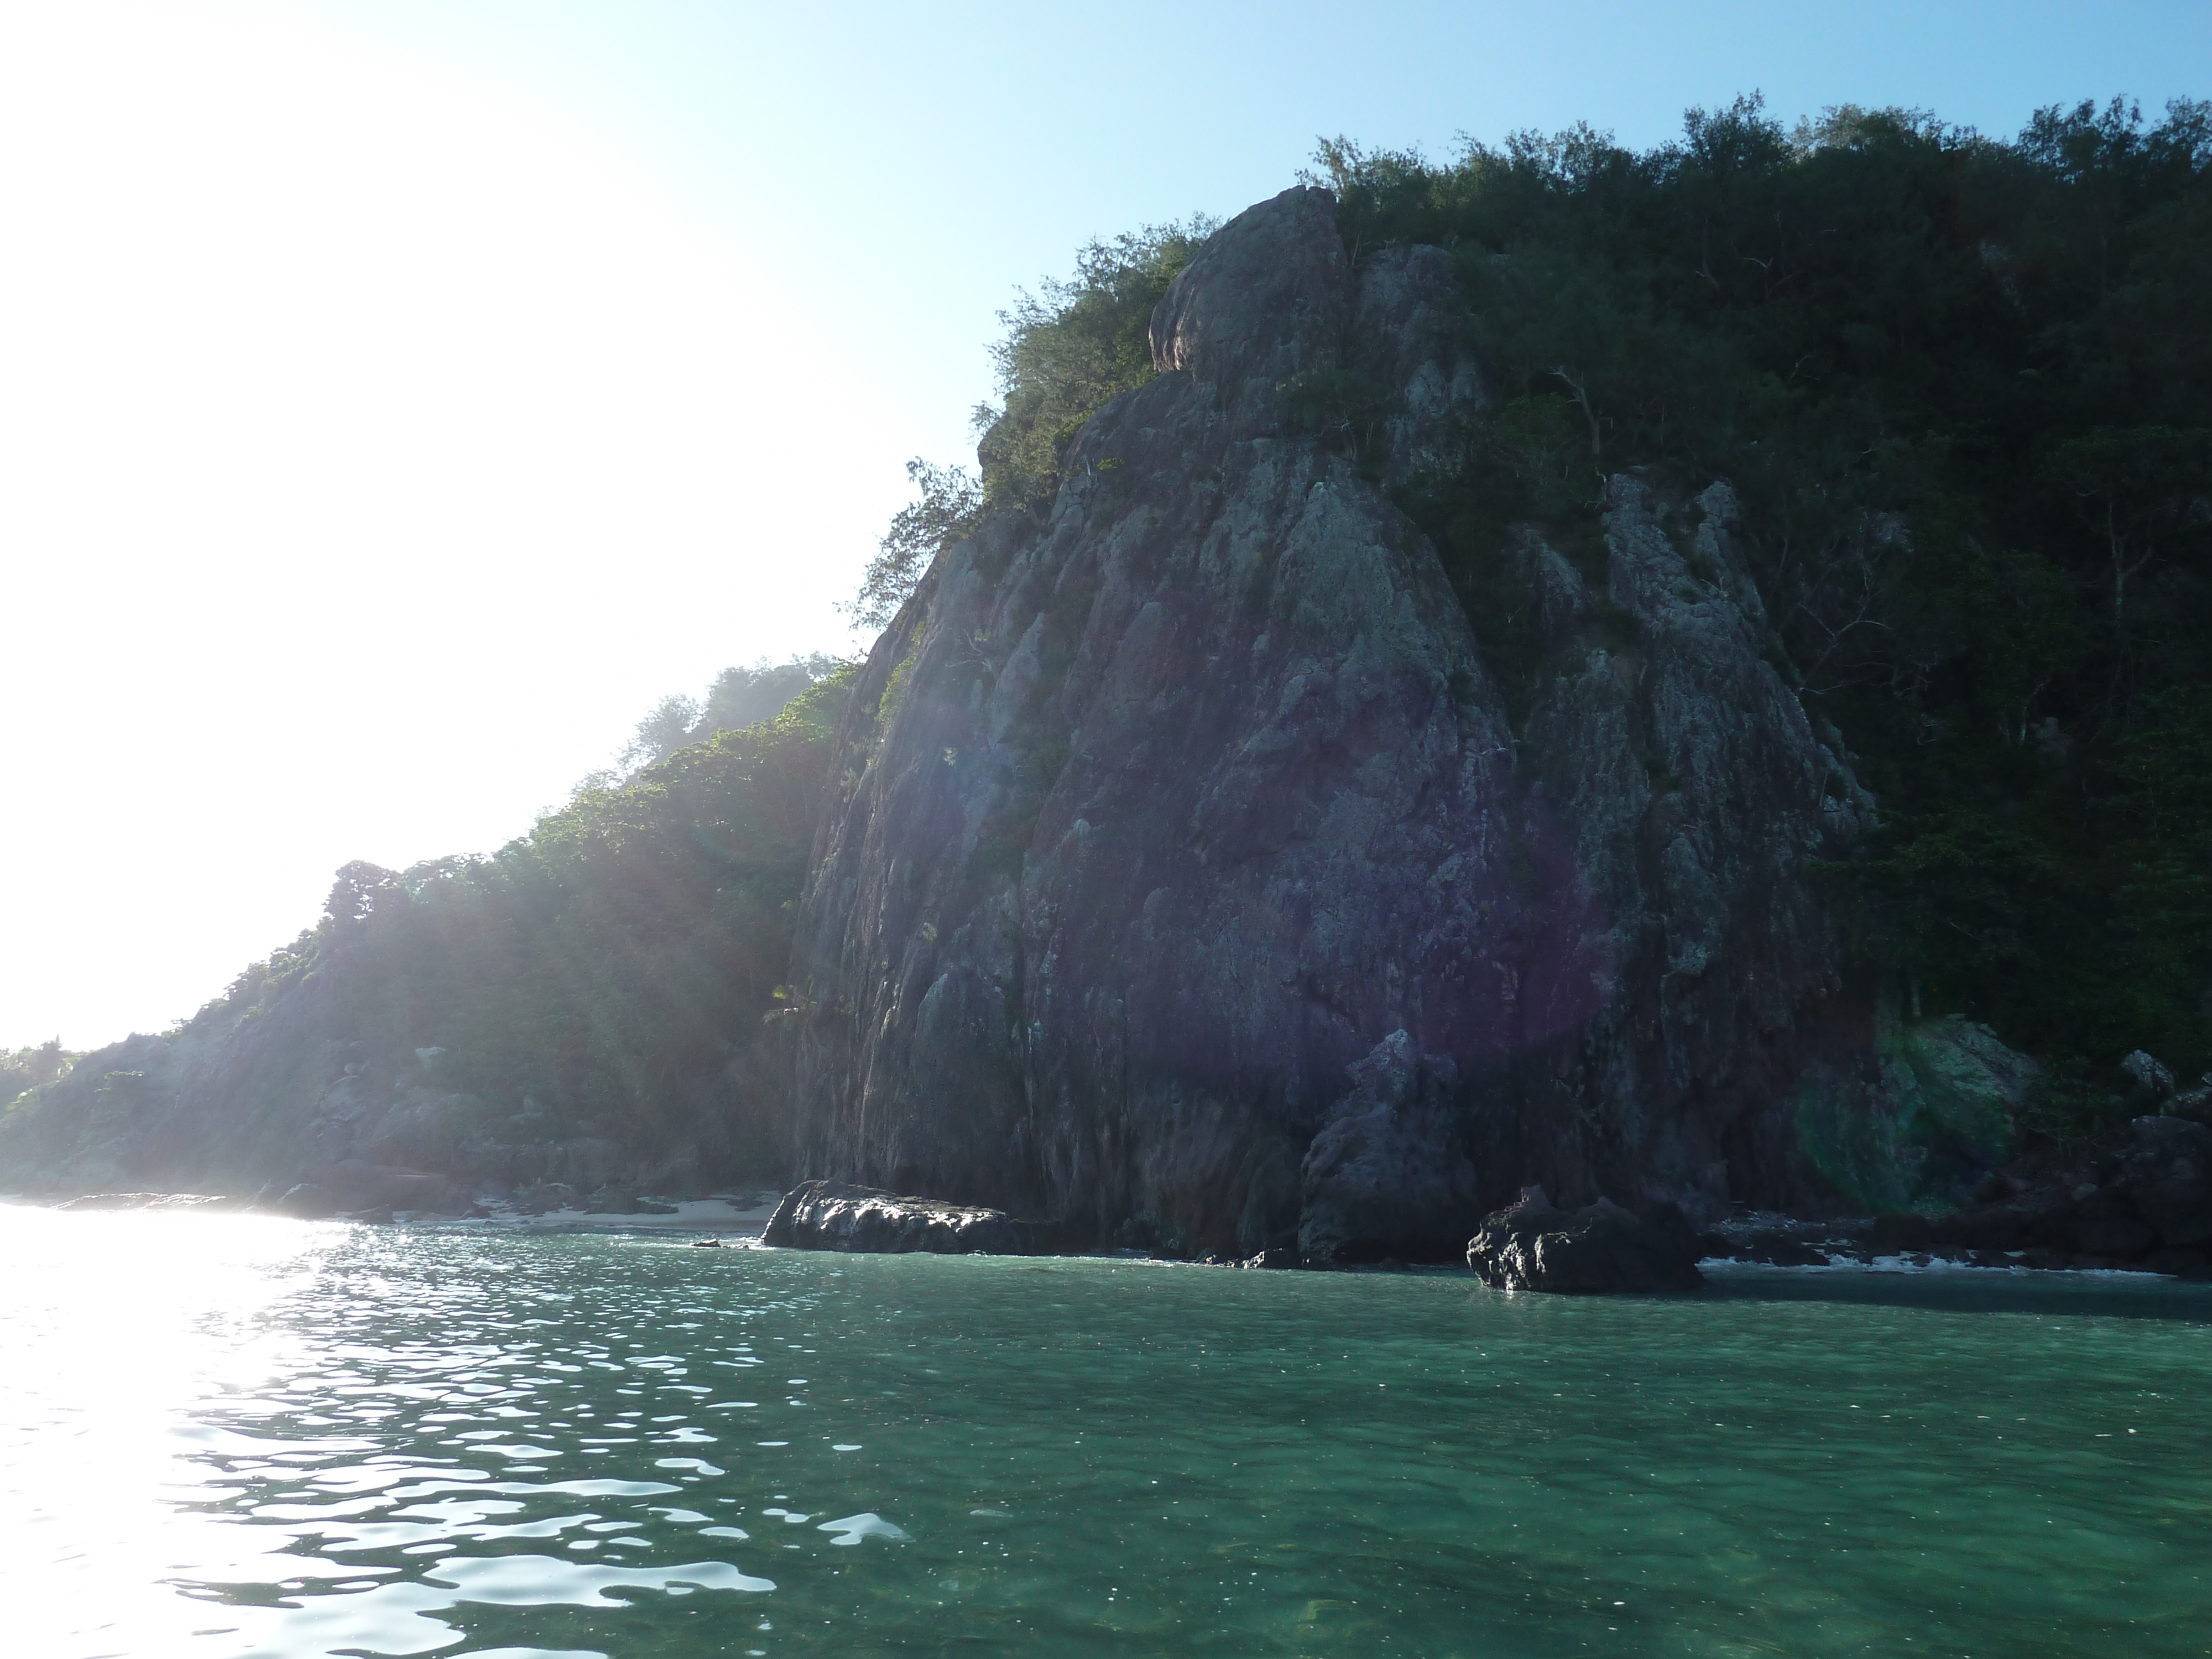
[{"xmin": 6, "ymin": 1207, "xmax": 2212, "ymax": 1656}]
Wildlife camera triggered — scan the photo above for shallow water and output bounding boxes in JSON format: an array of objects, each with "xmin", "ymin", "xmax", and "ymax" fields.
[{"xmin": 3, "ymin": 1206, "xmax": 2209, "ymax": 1657}]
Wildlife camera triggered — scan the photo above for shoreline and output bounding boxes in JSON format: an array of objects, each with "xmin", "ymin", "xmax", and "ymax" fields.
[{"xmin": 9, "ymin": 1194, "xmax": 2211, "ymax": 1288}]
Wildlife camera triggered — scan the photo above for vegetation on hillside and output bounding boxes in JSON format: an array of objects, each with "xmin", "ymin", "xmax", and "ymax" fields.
[
  {"xmin": 0, "ymin": 670, "xmax": 855, "ymax": 1188},
  {"xmin": 580, "ymin": 653, "xmax": 845, "ymax": 789},
  {"xmin": 12, "ymin": 96, "xmax": 2205, "ymax": 1193},
  {"xmin": 975, "ymin": 220, "xmax": 1218, "ymax": 507},
  {"xmin": 846, "ymin": 460, "xmax": 984, "ymax": 630},
  {"xmin": 1, "ymin": 1042, "xmax": 74, "ymax": 1110},
  {"xmin": 1290, "ymin": 96, "xmax": 2212, "ymax": 1107},
  {"xmin": 848, "ymin": 221, "xmax": 1217, "ymax": 629},
  {"xmin": 841, "ymin": 100, "xmax": 2209, "ymax": 1110}
]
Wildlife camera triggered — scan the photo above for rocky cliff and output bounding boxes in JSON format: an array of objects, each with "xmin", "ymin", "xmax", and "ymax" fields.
[{"xmin": 789, "ymin": 187, "xmax": 1882, "ymax": 1260}]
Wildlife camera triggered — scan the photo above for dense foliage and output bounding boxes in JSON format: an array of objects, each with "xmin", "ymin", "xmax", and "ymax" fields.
[
  {"xmin": 0, "ymin": 1041, "xmax": 73, "ymax": 1109},
  {"xmin": 582, "ymin": 653, "xmax": 844, "ymax": 788},
  {"xmin": 847, "ymin": 459, "xmax": 983, "ymax": 630},
  {"xmin": 974, "ymin": 220, "xmax": 1217, "ymax": 506},
  {"xmin": 1310, "ymin": 96, "xmax": 2212, "ymax": 1099},
  {"xmin": 315, "ymin": 668, "xmax": 848, "ymax": 1147},
  {"xmin": 0, "ymin": 669, "xmax": 857, "ymax": 1188},
  {"xmin": 848, "ymin": 221, "xmax": 1213, "ymax": 626}
]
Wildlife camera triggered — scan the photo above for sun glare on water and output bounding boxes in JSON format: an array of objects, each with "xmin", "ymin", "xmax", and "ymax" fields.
[{"xmin": 0, "ymin": 1207, "xmax": 339, "ymax": 1653}]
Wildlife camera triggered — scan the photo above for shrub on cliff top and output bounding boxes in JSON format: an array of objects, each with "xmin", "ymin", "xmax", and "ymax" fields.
[
  {"xmin": 848, "ymin": 220, "xmax": 1217, "ymax": 629},
  {"xmin": 974, "ymin": 219, "xmax": 1217, "ymax": 506}
]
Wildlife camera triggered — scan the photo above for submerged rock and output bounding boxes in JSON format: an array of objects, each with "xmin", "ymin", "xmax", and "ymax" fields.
[
  {"xmin": 1465, "ymin": 1187, "xmax": 1704, "ymax": 1293},
  {"xmin": 762, "ymin": 1180, "xmax": 1044, "ymax": 1255}
]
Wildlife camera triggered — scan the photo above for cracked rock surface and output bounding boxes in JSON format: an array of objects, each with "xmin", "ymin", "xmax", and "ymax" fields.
[{"xmin": 791, "ymin": 185, "xmax": 1877, "ymax": 1259}]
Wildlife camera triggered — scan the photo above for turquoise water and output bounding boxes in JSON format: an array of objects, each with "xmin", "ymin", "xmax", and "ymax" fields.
[{"xmin": 4, "ymin": 1207, "xmax": 2209, "ymax": 1657}]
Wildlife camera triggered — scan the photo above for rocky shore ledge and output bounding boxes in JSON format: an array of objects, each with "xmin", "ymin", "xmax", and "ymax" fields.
[
  {"xmin": 759, "ymin": 1105, "xmax": 2212, "ymax": 1291},
  {"xmin": 763, "ymin": 1180, "xmax": 1058, "ymax": 1255}
]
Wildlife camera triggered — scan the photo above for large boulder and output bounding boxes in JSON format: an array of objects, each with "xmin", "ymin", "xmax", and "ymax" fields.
[
  {"xmin": 2114, "ymin": 1115, "xmax": 2212, "ymax": 1249},
  {"xmin": 762, "ymin": 1180, "xmax": 1043, "ymax": 1255},
  {"xmin": 1797, "ymin": 1015, "xmax": 2039, "ymax": 1214},
  {"xmin": 790, "ymin": 184, "xmax": 1876, "ymax": 1254},
  {"xmin": 1466, "ymin": 1187, "xmax": 1705, "ymax": 1294}
]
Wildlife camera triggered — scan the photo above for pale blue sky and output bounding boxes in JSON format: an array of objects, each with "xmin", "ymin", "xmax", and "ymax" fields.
[
  {"xmin": 3, "ymin": 0, "xmax": 2205, "ymax": 1048},
  {"xmin": 302, "ymin": 0, "xmax": 2212, "ymax": 473}
]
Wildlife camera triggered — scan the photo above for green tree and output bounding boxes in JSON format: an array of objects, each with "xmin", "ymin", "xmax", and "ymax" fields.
[
  {"xmin": 974, "ymin": 220, "xmax": 1217, "ymax": 505},
  {"xmin": 844, "ymin": 458, "xmax": 982, "ymax": 630}
]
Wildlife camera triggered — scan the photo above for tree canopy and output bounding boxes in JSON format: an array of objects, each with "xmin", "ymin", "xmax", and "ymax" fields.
[{"xmin": 1313, "ymin": 95, "xmax": 2212, "ymax": 1100}]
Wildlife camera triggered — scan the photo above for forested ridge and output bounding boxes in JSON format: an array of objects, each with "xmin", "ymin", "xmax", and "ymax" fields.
[
  {"xmin": 4, "ymin": 93, "xmax": 2208, "ymax": 1202},
  {"xmin": 954, "ymin": 94, "xmax": 2212, "ymax": 1121},
  {"xmin": 0, "ymin": 666, "xmax": 851, "ymax": 1195},
  {"xmin": 1301, "ymin": 96, "xmax": 2212, "ymax": 1107}
]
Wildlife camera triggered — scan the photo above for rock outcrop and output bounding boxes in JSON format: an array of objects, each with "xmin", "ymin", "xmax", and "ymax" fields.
[
  {"xmin": 1924, "ymin": 1114, "xmax": 2212, "ymax": 1272},
  {"xmin": 1465, "ymin": 1187, "xmax": 1705, "ymax": 1293},
  {"xmin": 789, "ymin": 185, "xmax": 1878, "ymax": 1256},
  {"xmin": 763, "ymin": 1180, "xmax": 1043, "ymax": 1255}
]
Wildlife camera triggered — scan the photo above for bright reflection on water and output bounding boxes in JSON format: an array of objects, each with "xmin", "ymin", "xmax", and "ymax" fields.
[{"xmin": 4, "ymin": 1205, "xmax": 2210, "ymax": 1657}]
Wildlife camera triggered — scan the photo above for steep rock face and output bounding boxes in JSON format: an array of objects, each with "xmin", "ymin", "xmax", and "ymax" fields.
[
  {"xmin": 791, "ymin": 186, "xmax": 1873, "ymax": 1256},
  {"xmin": 1507, "ymin": 477, "xmax": 1875, "ymax": 1213}
]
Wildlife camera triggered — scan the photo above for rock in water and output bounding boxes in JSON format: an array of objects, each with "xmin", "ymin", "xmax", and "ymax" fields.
[
  {"xmin": 791, "ymin": 185, "xmax": 1875, "ymax": 1254},
  {"xmin": 51, "ymin": 1192, "xmax": 232, "ymax": 1212},
  {"xmin": 1465, "ymin": 1188, "xmax": 1705, "ymax": 1293},
  {"xmin": 762, "ymin": 1180, "xmax": 1041, "ymax": 1255}
]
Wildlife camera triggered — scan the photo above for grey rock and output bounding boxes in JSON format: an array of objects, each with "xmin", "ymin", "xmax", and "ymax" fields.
[
  {"xmin": 1345, "ymin": 243, "xmax": 1486, "ymax": 487},
  {"xmin": 790, "ymin": 186, "xmax": 1879, "ymax": 1255},
  {"xmin": 274, "ymin": 1182, "xmax": 340, "ymax": 1219},
  {"xmin": 1298, "ymin": 1030, "xmax": 1480, "ymax": 1264},
  {"xmin": 305, "ymin": 1160, "xmax": 471, "ymax": 1218},
  {"xmin": 2114, "ymin": 1115, "xmax": 2212, "ymax": 1248},
  {"xmin": 1465, "ymin": 1187, "xmax": 1704, "ymax": 1293},
  {"xmin": 2169, "ymin": 1078, "xmax": 2212, "ymax": 1124},
  {"xmin": 513, "ymin": 1180, "xmax": 577, "ymax": 1215},
  {"xmin": 2121, "ymin": 1050, "xmax": 2178, "ymax": 1099},
  {"xmin": 762, "ymin": 1180, "xmax": 1042, "ymax": 1255},
  {"xmin": 1866, "ymin": 1212, "xmax": 1936, "ymax": 1253},
  {"xmin": 2073, "ymin": 1212, "xmax": 2157, "ymax": 1259},
  {"xmin": 1935, "ymin": 1200, "xmax": 2033, "ymax": 1252}
]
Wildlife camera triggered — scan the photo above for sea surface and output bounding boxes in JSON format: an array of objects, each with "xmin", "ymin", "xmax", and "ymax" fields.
[{"xmin": 3, "ymin": 1205, "xmax": 2208, "ymax": 1658}]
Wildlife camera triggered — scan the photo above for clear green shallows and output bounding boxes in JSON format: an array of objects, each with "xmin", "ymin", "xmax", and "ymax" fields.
[{"xmin": 6, "ymin": 1208, "xmax": 2208, "ymax": 1656}]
